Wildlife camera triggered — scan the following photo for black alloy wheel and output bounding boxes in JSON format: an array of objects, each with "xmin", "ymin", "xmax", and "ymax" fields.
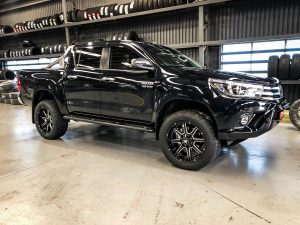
[
  {"xmin": 167, "ymin": 122, "xmax": 205, "ymax": 162},
  {"xmin": 37, "ymin": 108, "xmax": 53, "ymax": 134},
  {"xmin": 159, "ymin": 110, "xmax": 220, "ymax": 170},
  {"xmin": 34, "ymin": 100, "xmax": 68, "ymax": 140}
]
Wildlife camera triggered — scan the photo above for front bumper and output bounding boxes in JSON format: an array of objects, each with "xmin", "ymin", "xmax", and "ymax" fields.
[{"xmin": 217, "ymin": 98, "xmax": 288, "ymax": 141}]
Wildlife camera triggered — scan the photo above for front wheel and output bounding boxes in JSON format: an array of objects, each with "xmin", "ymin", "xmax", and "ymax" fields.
[
  {"xmin": 34, "ymin": 100, "xmax": 68, "ymax": 139},
  {"xmin": 159, "ymin": 110, "xmax": 220, "ymax": 170},
  {"xmin": 289, "ymin": 99, "xmax": 300, "ymax": 130}
]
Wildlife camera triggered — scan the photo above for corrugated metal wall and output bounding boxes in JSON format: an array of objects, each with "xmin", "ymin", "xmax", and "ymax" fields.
[
  {"xmin": 208, "ymin": 0, "xmax": 300, "ymax": 41},
  {"xmin": 0, "ymin": 1, "xmax": 63, "ymax": 26},
  {"xmin": 75, "ymin": 10, "xmax": 198, "ymax": 46}
]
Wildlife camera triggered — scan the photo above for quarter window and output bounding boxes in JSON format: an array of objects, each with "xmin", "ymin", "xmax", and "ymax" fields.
[
  {"xmin": 76, "ymin": 47, "xmax": 102, "ymax": 69},
  {"xmin": 110, "ymin": 46, "xmax": 140, "ymax": 70}
]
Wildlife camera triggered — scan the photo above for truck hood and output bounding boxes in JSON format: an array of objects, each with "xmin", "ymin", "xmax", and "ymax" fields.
[{"xmin": 166, "ymin": 67, "xmax": 279, "ymax": 85}]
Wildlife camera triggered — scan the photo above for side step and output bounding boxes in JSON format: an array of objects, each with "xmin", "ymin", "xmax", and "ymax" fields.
[{"xmin": 63, "ymin": 115, "xmax": 155, "ymax": 132}]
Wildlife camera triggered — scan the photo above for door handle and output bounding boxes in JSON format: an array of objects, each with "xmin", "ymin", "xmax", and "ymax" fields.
[
  {"xmin": 67, "ymin": 75, "xmax": 78, "ymax": 80},
  {"xmin": 101, "ymin": 77, "xmax": 115, "ymax": 82}
]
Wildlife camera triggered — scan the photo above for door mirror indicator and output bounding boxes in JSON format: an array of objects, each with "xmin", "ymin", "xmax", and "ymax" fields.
[{"xmin": 129, "ymin": 58, "xmax": 154, "ymax": 71}]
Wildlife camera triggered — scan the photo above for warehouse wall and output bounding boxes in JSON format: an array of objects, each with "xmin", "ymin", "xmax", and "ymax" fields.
[{"xmin": 207, "ymin": 0, "xmax": 300, "ymax": 41}]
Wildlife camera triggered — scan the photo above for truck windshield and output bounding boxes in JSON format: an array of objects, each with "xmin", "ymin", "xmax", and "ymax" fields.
[{"xmin": 142, "ymin": 43, "xmax": 202, "ymax": 68}]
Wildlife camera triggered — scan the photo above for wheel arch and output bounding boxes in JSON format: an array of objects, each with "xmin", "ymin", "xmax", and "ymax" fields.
[
  {"xmin": 155, "ymin": 99, "xmax": 218, "ymax": 140},
  {"xmin": 32, "ymin": 89, "xmax": 58, "ymax": 123}
]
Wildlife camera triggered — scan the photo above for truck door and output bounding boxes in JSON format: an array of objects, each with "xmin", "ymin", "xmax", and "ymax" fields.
[
  {"xmin": 64, "ymin": 46, "xmax": 103, "ymax": 115},
  {"xmin": 100, "ymin": 44, "xmax": 155, "ymax": 122}
]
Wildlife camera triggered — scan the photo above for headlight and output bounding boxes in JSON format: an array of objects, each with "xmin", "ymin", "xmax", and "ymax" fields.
[{"xmin": 209, "ymin": 78, "xmax": 264, "ymax": 99}]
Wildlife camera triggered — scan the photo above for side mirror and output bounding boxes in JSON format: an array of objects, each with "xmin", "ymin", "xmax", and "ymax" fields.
[{"xmin": 131, "ymin": 58, "xmax": 154, "ymax": 71}]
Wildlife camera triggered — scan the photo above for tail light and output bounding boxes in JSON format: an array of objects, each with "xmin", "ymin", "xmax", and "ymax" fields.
[
  {"xmin": 17, "ymin": 76, "xmax": 22, "ymax": 92},
  {"xmin": 280, "ymin": 111, "xmax": 284, "ymax": 120}
]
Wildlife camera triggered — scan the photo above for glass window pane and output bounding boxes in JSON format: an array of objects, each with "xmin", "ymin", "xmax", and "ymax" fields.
[
  {"xmin": 110, "ymin": 46, "xmax": 140, "ymax": 70},
  {"xmin": 253, "ymin": 41, "xmax": 285, "ymax": 51},
  {"xmin": 223, "ymin": 43, "xmax": 251, "ymax": 53},
  {"xmin": 252, "ymin": 52, "xmax": 285, "ymax": 61},
  {"xmin": 286, "ymin": 51, "xmax": 300, "ymax": 57},
  {"xmin": 222, "ymin": 54, "xmax": 251, "ymax": 62},
  {"xmin": 251, "ymin": 63, "xmax": 268, "ymax": 71},
  {"xmin": 76, "ymin": 47, "xmax": 102, "ymax": 69},
  {"xmin": 286, "ymin": 39, "xmax": 300, "ymax": 49},
  {"xmin": 222, "ymin": 64, "xmax": 251, "ymax": 72}
]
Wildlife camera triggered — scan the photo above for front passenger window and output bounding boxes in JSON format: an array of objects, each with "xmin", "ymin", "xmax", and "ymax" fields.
[{"xmin": 110, "ymin": 46, "xmax": 140, "ymax": 70}]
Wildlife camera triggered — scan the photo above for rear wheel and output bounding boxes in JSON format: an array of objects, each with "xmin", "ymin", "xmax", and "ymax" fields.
[
  {"xmin": 159, "ymin": 110, "xmax": 219, "ymax": 170},
  {"xmin": 289, "ymin": 99, "xmax": 300, "ymax": 130},
  {"xmin": 34, "ymin": 100, "xmax": 68, "ymax": 139}
]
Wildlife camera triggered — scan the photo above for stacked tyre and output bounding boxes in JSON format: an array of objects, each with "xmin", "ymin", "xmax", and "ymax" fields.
[
  {"xmin": 268, "ymin": 54, "xmax": 300, "ymax": 80},
  {"xmin": 8, "ymin": 47, "xmax": 41, "ymax": 58},
  {"xmin": 0, "ymin": 92, "xmax": 21, "ymax": 105},
  {"xmin": 0, "ymin": 79, "xmax": 20, "ymax": 105},
  {"xmin": 135, "ymin": 0, "xmax": 190, "ymax": 12},
  {"xmin": 0, "ymin": 25, "xmax": 14, "ymax": 35},
  {"xmin": 0, "ymin": 50, "xmax": 10, "ymax": 58},
  {"xmin": 108, "ymin": 31, "xmax": 139, "ymax": 41},
  {"xmin": 0, "ymin": 70, "xmax": 16, "ymax": 80},
  {"xmin": 13, "ymin": 13, "xmax": 65, "ymax": 32},
  {"xmin": 41, "ymin": 44, "xmax": 66, "ymax": 55}
]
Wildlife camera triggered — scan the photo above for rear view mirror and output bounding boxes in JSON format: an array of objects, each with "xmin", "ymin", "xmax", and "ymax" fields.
[{"xmin": 131, "ymin": 58, "xmax": 154, "ymax": 71}]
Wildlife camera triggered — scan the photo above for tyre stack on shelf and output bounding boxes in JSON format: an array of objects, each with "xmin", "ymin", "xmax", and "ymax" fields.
[
  {"xmin": 0, "ymin": 25, "xmax": 14, "ymax": 35},
  {"xmin": 108, "ymin": 31, "xmax": 139, "ymax": 41},
  {"xmin": 0, "ymin": 71, "xmax": 21, "ymax": 105},
  {"xmin": 268, "ymin": 54, "xmax": 300, "ymax": 80},
  {"xmin": 13, "ymin": 13, "xmax": 65, "ymax": 33},
  {"xmin": 74, "ymin": 0, "xmax": 193, "ymax": 22},
  {"xmin": 8, "ymin": 47, "xmax": 41, "ymax": 58},
  {"xmin": 41, "ymin": 44, "xmax": 67, "ymax": 55}
]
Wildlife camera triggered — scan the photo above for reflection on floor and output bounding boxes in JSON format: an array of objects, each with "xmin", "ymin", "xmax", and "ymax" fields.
[{"xmin": 0, "ymin": 104, "xmax": 299, "ymax": 225}]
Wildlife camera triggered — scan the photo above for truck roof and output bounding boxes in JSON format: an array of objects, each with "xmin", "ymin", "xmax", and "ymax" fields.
[{"xmin": 75, "ymin": 40, "xmax": 144, "ymax": 48}]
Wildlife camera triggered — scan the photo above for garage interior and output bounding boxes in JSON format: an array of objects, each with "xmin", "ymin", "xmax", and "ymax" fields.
[{"xmin": 0, "ymin": 0, "xmax": 300, "ymax": 224}]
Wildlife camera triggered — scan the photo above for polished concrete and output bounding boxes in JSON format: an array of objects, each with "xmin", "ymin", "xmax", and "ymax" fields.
[{"xmin": 0, "ymin": 104, "xmax": 299, "ymax": 225}]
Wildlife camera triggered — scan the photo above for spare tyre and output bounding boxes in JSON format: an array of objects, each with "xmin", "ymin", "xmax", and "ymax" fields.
[
  {"xmin": 123, "ymin": 31, "xmax": 139, "ymax": 41},
  {"xmin": 0, "ymin": 70, "xmax": 16, "ymax": 80},
  {"xmin": 278, "ymin": 54, "xmax": 290, "ymax": 80},
  {"xmin": 268, "ymin": 56, "xmax": 279, "ymax": 78},
  {"xmin": 290, "ymin": 54, "xmax": 300, "ymax": 80},
  {"xmin": 169, "ymin": 0, "xmax": 176, "ymax": 7}
]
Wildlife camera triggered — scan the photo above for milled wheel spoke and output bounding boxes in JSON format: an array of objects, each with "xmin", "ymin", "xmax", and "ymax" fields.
[
  {"xmin": 182, "ymin": 123, "xmax": 188, "ymax": 135},
  {"xmin": 170, "ymin": 139, "xmax": 181, "ymax": 144},
  {"xmin": 42, "ymin": 110, "xmax": 47, "ymax": 117},
  {"xmin": 173, "ymin": 128, "xmax": 183, "ymax": 137},
  {"xmin": 193, "ymin": 138, "xmax": 205, "ymax": 143},
  {"xmin": 175, "ymin": 145, "xmax": 185, "ymax": 155},
  {"xmin": 192, "ymin": 144, "xmax": 203, "ymax": 154},
  {"xmin": 190, "ymin": 127, "xmax": 198, "ymax": 137},
  {"xmin": 186, "ymin": 147, "xmax": 192, "ymax": 160},
  {"xmin": 49, "ymin": 123, "xmax": 53, "ymax": 130}
]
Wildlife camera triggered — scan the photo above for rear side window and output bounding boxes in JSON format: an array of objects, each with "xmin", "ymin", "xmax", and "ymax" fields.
[
  {"xmin": 76, "ymin": 47, "xmax": 102, "ymax": 69},
  {"xmin": 110, "ymin": 46, "xmax": 140, "ymax": 70}
]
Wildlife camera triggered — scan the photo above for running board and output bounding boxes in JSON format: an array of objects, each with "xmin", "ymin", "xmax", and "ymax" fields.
[{"xmin": 63, "ymin": 115, "xmax": 155, "ymax": 132}]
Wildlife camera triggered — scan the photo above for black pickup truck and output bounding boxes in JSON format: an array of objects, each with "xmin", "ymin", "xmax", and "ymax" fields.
[{"xmin": 18, "ymin": 40, "xmax": 287, "ymax": 170}]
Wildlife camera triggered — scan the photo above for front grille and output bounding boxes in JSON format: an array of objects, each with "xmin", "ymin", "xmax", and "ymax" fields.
[{"xmin": 262, "ymin": 85, "xmax": 283, "ymax": 100}]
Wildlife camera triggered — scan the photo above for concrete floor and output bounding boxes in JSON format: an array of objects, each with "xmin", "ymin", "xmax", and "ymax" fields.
[{"xmin": 0, "ymin": 104, "xmax": 299, "ymax": 225}]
